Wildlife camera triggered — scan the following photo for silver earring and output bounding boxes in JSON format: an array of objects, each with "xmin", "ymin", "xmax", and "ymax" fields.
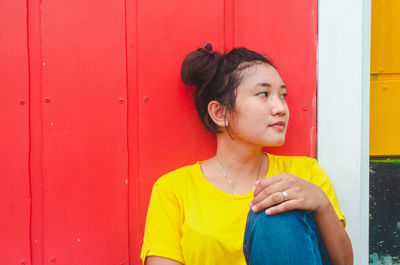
[{"xmin": 225, "ymin": 120, "xmax": 229, "ymax": 127}]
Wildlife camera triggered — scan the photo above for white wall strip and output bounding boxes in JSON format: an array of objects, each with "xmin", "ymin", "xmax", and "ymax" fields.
[{"xmin": 317, "ymin": 0, "xmax": 371, "ymax": 264}]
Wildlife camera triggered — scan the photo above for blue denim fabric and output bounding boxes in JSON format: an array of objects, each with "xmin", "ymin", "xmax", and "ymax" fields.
[{"xmin": 243, "ymin": 210, "xmax": 330, "ymax": 265}]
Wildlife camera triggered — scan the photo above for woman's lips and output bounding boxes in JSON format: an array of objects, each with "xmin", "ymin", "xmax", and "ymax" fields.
[{"xmin": 268, "ymin": 121, "xmax": 286, "ymax": 130}]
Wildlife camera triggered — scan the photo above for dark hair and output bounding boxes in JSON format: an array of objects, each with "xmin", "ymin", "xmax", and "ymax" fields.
[{"xmin": 181, "ymin": 44, "xmax": 274, "ymax": 134}]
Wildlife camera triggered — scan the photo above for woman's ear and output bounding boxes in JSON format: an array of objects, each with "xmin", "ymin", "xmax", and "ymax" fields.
[{"xmin": 208, "ymin": 100, "xmax": 227, "ymax": 128}]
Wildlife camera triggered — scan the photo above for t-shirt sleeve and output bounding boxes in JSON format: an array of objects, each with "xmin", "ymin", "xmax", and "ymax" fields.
[
  {"xmin": 140, "ymin": 177, "xmax": 184, "ymax": 265},
  {"xmin": 309, "ymin": 159, "xmax": 347, "ymax": 227}
]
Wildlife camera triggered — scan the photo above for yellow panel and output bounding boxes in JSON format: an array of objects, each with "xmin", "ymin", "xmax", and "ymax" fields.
[
  {"xmin": 370, "ymin": 80, "xmax": 400, "ymax": 156},
  {"xmin": 371, "ymin": 0, "xmax": 400, "ymax": 74}
]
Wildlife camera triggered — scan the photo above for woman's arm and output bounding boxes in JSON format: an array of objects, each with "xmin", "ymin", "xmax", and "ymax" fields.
[
  {"xmin": 146, "ymin": 256, "xmax": 183, "ymax": 265},
  {"xmin": 141, "ymin": 179, "xmax": 185, "ymax": 264},
  {"xmin": 312, "ymin": 196, "xmax": 353, "ymax": 265}
]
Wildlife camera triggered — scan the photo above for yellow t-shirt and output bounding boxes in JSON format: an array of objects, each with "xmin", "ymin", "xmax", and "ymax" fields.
[{"xmin": 140, "ymin": 153, "xmax": 345, "ymax": 265}]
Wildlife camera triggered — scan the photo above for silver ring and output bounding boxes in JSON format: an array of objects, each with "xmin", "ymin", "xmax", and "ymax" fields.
[{"xmin": 282, "ymin": 191, "xmax": 288, "ymax": 201}]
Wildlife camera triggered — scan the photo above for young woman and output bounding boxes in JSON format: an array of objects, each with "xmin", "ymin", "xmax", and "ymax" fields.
[{"xmin": 141, "ymin": 44, "xmax": 353, "ymax": 265}]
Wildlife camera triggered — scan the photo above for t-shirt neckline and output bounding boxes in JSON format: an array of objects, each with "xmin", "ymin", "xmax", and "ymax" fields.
[{"xmin": 195, "ymin": 152, "xmax": 273, "ymax": 200}]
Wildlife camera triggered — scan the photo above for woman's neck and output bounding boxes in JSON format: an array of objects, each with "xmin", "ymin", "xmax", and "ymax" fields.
[{"xmin": 214, "ymin": 134, "xmax": 266, "ymax": 180}]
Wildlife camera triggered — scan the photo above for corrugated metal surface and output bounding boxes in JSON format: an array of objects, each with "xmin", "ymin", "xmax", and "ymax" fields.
[{"xmin": 0, "ymin": 0, "xmax": 317, "ymax": 264}]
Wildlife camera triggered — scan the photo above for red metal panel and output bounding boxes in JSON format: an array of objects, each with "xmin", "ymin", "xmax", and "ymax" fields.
[
  {"xmin": 39, "ymin": 0, "xmax": 129, "ymax": 264},
  {"xmin": 0, "ymin": 0, "xmax": 31, "ymax": 264},
  {"xmin": 234, "ymin": 0, "xmax": 318, "ymax": 157},
  {"xmin": 127, "ymin": 0, "xmax": 224, "ymax": 263},
  {"xmin": 129, "ymin": 0, "xmax": 317, "ymax": 263}
]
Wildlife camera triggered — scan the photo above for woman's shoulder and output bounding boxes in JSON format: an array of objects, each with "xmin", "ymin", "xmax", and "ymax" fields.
[
  {"xmin": 266, "ymin": 153, "xmax": 322, "ymax": 179},
  {"xmin": 267, "ymin": 153, "xmax": 329, "ymax": 182},
  {"xmin": 154, "ymin": 162, "xmax": 200, "ymax": 188}
]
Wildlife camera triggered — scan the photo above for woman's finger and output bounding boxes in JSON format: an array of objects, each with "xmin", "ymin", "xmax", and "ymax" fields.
[
  {"xmin": 250, "ymin": 181, "xmax": 288, "ymax": 208},
  {"xmin": 253, "ymin": 174, "xmax": 283, "ymax": 196},
  {"xmin": 251, "ymin": 191, "xmax": 291, "ymax": 212},
  {"xmin": 265, "ymin": 199, "xmax": 301, "ymax": 215}
]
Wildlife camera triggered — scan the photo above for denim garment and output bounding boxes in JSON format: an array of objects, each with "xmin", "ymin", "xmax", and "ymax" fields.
[{"xmin": 243, "ymin": 210, "xmax": 330, "ymax": 265}]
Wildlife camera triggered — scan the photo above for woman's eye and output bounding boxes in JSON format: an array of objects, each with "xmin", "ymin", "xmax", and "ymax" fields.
[
  {"xmin": 257, "ymin": 92, "xmax": 268, "ymax": 97},
  {"xmin": 280, "ymin": 93, "xmax": 287, "ymax": 99}
]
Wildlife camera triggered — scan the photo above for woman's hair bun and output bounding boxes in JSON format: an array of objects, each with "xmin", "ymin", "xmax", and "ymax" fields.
[
  {"xmin": 204, "ymin": 43, "xmax": 212, "ymax": 51},
  {"xmin": 181, "ymin": 43, "xmax": 223, "ymax": 87}
]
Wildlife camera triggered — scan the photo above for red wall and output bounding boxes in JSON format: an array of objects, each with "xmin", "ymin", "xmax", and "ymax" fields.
[
  {"xmin": 0, "ymin": 1, "xmax": 31, "ymax": 264},
  {"xmin": 0, "ymin": 0, "xmax": 317, "ymax": 264}
]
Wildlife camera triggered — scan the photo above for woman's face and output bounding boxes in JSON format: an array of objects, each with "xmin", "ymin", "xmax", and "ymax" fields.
[{"xmin": 228, "ymin": 63, "xmax": 289, "ymax": 147}]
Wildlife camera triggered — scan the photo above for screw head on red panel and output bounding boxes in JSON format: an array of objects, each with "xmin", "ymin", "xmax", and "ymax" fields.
[
  {"xmin": 303, "ymin": 105, "xmax": 307, "ymax": 110},
  {"xmin": 20, "ymin": 99, "xmax": 25, "ymax": 105},
  {"xmin": 50, "ymin": 257, "xmax": 56, "ymax": 263},
  {"xmin": 45, "ymin": 98, "xmax": 50, "ymax": 103},
  {"xmin": 119, "ymin": 98, "xmax": 124, "ymax": 103},
  {"xmin": 21, "ymin": 260, "xmax": 26, "ymax": 265},
  {"xmin": 144, "ymin": 96, "xmax": 149, "ymax": 103}
]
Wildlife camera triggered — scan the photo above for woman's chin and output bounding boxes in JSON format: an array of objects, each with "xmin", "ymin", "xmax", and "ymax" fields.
[{"xmin": 262, "ymin": 138, "xmax": 285, "ymax": 147}]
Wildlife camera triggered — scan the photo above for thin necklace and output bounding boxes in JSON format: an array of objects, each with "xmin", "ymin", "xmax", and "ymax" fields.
[{"xmin": 215, "ymin": 154, "xmax": 264, "ymax": 195}]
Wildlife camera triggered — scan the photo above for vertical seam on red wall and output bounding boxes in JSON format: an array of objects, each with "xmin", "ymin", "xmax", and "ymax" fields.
[
  {"xmin": 134, "ymin": 0, "xmax": 141, "ymax": 247},
  {"xmin": 39, "ymin": 0, "xmax": 45, "ymax": 261},
  {"xmin": 27, "ymin": 0, "xmax": 45, "ymax": 263},
  {"xmin": 26, "ymin": 0, "xmax": 33, "ymax": 264},
  {"xmin": 123, "ymin": 0, "xmax": 131, "ymax": 263},
  {"xmin": 224, "ymin": 0, "xmax": 234, "ymax": 51},
  {"xmin": 313, "ymin": 0, "xmax": 318, "ymax": 159},
  {"xmin": 126, "ymin": 0, "xmax": 141, "ymax": 262},
  {"xmin": 232, "ymin": 0, "xmax": 235, "ymax": 47}
]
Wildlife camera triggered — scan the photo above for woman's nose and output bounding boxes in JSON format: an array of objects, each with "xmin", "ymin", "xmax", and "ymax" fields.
[{"xmin": 270, "ymin": 96, "xmax": 287, "ymax": 116}]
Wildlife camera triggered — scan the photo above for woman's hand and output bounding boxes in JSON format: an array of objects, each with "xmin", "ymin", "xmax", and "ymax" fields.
[{"xmin": 249, "ymin": 173, "xmax": 330, "ymax": 215}]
